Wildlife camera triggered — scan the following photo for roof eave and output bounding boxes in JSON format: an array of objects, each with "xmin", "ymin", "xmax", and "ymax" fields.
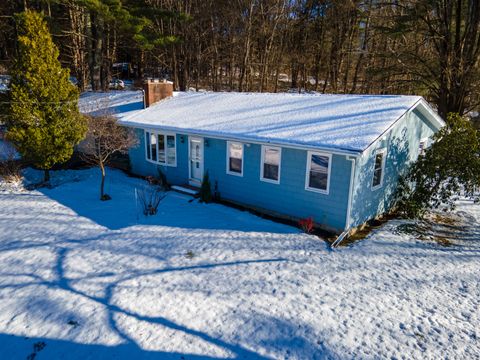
[
  {"xmin": 416, "ymin": 99, "xmax": 446, "ymax": 130},
  {"xmin": 117, "ymin": 120, "xmax": 362, "ymax": 157}
]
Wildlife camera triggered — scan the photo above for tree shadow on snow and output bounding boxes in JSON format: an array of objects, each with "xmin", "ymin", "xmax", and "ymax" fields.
[
  {"xmin": 34, "ymin": 169, "xmax": 301, "ymax": 233},
  {"xmin": 0, "ymin": 242, "xmax": 333, "ymax": 359},
  {"xmin": 1, "ymin": 333, "xmax": 230, "ymax": 360}
]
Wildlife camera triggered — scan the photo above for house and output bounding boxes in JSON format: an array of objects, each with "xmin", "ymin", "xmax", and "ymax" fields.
[{"xmin": 117, "ymin": 83, "xmax": 445, "ymax": 234}]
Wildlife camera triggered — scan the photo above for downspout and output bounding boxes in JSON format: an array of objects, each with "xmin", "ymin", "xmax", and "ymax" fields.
[{"xmin": 332, "ymin": 155, "xmax": 357, "ymax": 248}]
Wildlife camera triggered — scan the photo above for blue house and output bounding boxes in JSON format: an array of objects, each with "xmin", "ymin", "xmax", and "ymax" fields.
[{"xmin": 117, "ymin": 91, "xmax": 445, "ymax": 234}]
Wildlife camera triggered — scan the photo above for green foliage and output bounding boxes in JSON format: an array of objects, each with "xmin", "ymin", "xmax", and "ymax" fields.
[
  {"xmin": 5, "ymin": 10, "xmax": 86, "ymax": 178},
  {"xmin": 75, "ymin": 0, "xmax": 180, "ymax": 51},
  {"xmin": 199, "ymin": 171, "xmax": 212, "ymax": 203},
  {"xmin": 395, "ymin": 113, "xmax": 480, "ymax": 218}
]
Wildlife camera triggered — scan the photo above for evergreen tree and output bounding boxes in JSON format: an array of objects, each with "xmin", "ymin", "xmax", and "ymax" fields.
[
  {"xmin": 395, "ymin": 113, "xmax": 480, "ymax": 218},
  {"xmin": 5, "ymin": 10, "xmax": 87, "ymax": 183},
  {"xmin": 199, "ymin": 171, "xmax": 212, "ymax": 203}
]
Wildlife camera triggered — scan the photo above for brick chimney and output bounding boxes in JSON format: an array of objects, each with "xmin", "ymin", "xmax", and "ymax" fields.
[{"xmin": 143, "ymin": 79, "xmax": 173, "ymax": 107}]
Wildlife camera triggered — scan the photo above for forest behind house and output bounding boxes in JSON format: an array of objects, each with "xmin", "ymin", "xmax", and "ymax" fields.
[{"xmin": 0, "ymin": 0, "xmax": 479, "ymax": 120}]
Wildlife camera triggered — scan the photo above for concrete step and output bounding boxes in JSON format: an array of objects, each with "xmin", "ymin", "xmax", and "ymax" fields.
[{"xmin": 171, "ymin": 185, "xmax": 200, "ymax": 196}]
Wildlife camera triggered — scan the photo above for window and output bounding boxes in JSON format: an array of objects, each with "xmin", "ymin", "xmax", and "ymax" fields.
[
  {"xmin": 227, "ymin": 141, "xmax": 243, "ymax": 176},
  {"xmin": 158, "ymin": 134, "xmax": 165, "ymax": 163},
  {"xmin": 418, "ymin": 138, "xmax": 428, "ymax": 157},
  {"xmin": 166, "ymin": 135, "xmax": 176, "ymax": 165},
  {"xmin": 261, "ymin": 146, "xmax": 281, "ymax": 183},
  {"xmin": 144, "ymin": 130, "xmax": 176, "ymax": 166},
  {"xmin": 150, "ymin": 133, "xmax": 157, "ymax": 162},
  {"xmin": 372, "ymin": 148, "xmax": 386, "ymax": 189},
  {"xmin": 305, "ymin": 151, "xmax": 331, "ymax": 194}
]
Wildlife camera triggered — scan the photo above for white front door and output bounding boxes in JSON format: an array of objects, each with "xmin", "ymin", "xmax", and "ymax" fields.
[{"xmin": 189, "ymin": 137, "xmax": 204, "ymax": 185}]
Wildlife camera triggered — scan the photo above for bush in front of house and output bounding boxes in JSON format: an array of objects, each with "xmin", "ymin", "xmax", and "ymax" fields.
[
  {"xmin": 199, "ymin": 171, "xmax": 212, "ymax": 203},
  {"xmin": 137, "ymin": 185, "xmax": 166, "ymax": 216},
  {"xmin": 299, "ymin": 217, "xmax": 314, "ymax": 233},
  {"xmin": 395, "ymin": 113, "xmax": 480, "ymax": 218}
]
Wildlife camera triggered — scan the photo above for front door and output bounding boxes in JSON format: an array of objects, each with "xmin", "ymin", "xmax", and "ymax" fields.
[{"xmin": 189, "ymin": 137, "xmax": 204, "ymax": 185}]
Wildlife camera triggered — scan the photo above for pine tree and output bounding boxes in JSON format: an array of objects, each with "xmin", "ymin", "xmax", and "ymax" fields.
[{"xmin": 6, "ymin": 10, "xmax": 87, "ymax": 183}]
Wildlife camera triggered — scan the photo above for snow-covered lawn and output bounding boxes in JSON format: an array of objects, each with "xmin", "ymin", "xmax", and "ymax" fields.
[{"xmin": 0, "ymin": 168, "xmax": 479, "ymax": 359}]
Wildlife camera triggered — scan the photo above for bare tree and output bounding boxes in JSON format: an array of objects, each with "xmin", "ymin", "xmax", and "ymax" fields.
[{"xmin": 81, "ymin": 114, "xmax": 138, "ymax": 200}]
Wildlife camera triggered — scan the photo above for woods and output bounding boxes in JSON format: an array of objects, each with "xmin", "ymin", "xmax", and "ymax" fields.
[{"xmin": 0, "ymin": 0, "xmax": 479, "ymax": 117}]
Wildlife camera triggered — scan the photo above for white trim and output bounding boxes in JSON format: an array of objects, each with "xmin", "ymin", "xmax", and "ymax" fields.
[
  {"xmin": 188, "ymin": 136, "xmax": 204, "ymax": 185},
  {"xmin": 260, "ymin": 145, "xmax": 281, "ymax": 184},
  {"xmin": 123, "ymin": 124, "xmax": 361, "ymax": 157},
  {"xmin": 371, "ymin": 148, "xmax": 387, "ymax": 190},
  {"xmin": 362, "ymin": 99, "xmax": 445, "ymax": 156},
  {"xmin": 345, "ymin": 156, "xmax": 356, "ymax": 231},
  {"xmin": 305, "ymin": 151, "xmax": 332, "ymax": 195},
  {"xmin": 144, "ymin": 129, "xmax": 177, "ymax": 167},
  {"xmin": 226, "ymin": 141, "xmax": 244, "ymax": 177},
  {"xmin": 144, "ymin": 130, "xmax": 150, "ymax": 160},
  {"xmin": 417, "ymin": 99, "xmax": 446, "ymax": 130}
]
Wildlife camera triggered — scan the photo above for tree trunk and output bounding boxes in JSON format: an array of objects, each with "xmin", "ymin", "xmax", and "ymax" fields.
[
  {"xmin": 89, "ymin": 11, "xmax": 103, "ymax": 91},
  {"xmin": 100, "ymin": 163, "xmax": 105, "ymax": 200},
  {"xmin": 44, "ymin": 169, "xmax": 50, "ymax": 183}
]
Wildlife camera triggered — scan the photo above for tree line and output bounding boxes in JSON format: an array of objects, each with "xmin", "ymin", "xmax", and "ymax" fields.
[{"xmin": 1, "ymin": 0, "xmax": 479, "ymax": 118}]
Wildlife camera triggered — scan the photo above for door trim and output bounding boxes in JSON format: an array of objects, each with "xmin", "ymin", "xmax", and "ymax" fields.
[{"xmin": 188, "ymin": 136, "xmax": 204, "ymax": 186}]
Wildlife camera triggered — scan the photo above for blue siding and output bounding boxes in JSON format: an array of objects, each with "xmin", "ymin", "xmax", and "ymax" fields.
[
  {"xmin": 128, "ymin": 128, "xmax": 352, "ymax": 232},
  {"xmin": 349, "ymin": 108, "xmax": 438, "ymax": 228},
  {"xmin": 129, "ymin": 129, "xmax": 189, "ymax": 184},
  {"xmin": 205, "ymin": 139, "xmax": 351, "ymax": 231}
]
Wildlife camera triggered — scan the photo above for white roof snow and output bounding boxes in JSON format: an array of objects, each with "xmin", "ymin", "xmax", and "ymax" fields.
[
  {"xmin": 79, "ymin": 90, "xmax": 144, "ymax": 118},
  {"xmin": 117, "ymin": 92, "xmax": 430, "ymax": 153}
]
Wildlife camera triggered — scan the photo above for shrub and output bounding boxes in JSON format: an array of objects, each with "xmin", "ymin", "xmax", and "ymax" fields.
[
  {"xmin": 145, "ymin": 169, "xmax": 169, "ymax": 190},
  {"xmin": 199, "ymin": 171, "xmax": 212, "ymax": 203},
  {"xmin": 299, "ymin": 217, "xmax": 314, "ymax": 233},
  {"xmin": 157, "ymin": 168, "xmax": 170, "ymax": 190},
  {"xmin": 394, "ymin": 113, "xmax": 480, "ymax": 218},
  {"xmin": 137, "ymin": 185, "xmax": 166, "ymax": 216},
  {"xmin": 0, "ymin": 148, "xmax": 22, "ymax": 183}
]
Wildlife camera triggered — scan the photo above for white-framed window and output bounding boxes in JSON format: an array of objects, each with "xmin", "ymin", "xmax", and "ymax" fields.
[
  {"xmin": 371, "ymin": 148, "xmax": 387, "ymax": 190},
  {"xmin": 145, "ymin": 130, "xmax": 176, "ymax": 166},
  {"xmin": 260, "ymin": 145, "xmax": 281, "ymax": 184},
  {"xmin": 305, "ymin": 151, "xmax": 331, "ymax": 194},
  {"xmin": 226, "ymin": 141, "xmax": 244, "ymax": 176},
  {"xmin": 418, "ymin": 138, "xmax": 428, "ymax": 157}
]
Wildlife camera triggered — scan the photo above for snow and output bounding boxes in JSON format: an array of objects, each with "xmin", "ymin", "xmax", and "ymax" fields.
[
  {"xmin": 119, "ymin": 92, "xmax": 425, "ymax": 153},
  {"xmin": 171, "ymin": 185, "xmax": 199, "ymax": 195},
  {"xmin": 0, "ymin": 168, "xmax": 479, "ymax": 359},
  {"xmin": 79, "ymin": 90, "xmax": 144, "ymax": 118}
]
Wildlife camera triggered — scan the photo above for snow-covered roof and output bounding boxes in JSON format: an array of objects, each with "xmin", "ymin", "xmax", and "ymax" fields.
[
  {"xmin": 79, "ymin": 90, "xmax": 144, "ymax": 118},
  {"xmin": 117, "ymin": 92, "xmax": 439, "ymax": 153}
]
